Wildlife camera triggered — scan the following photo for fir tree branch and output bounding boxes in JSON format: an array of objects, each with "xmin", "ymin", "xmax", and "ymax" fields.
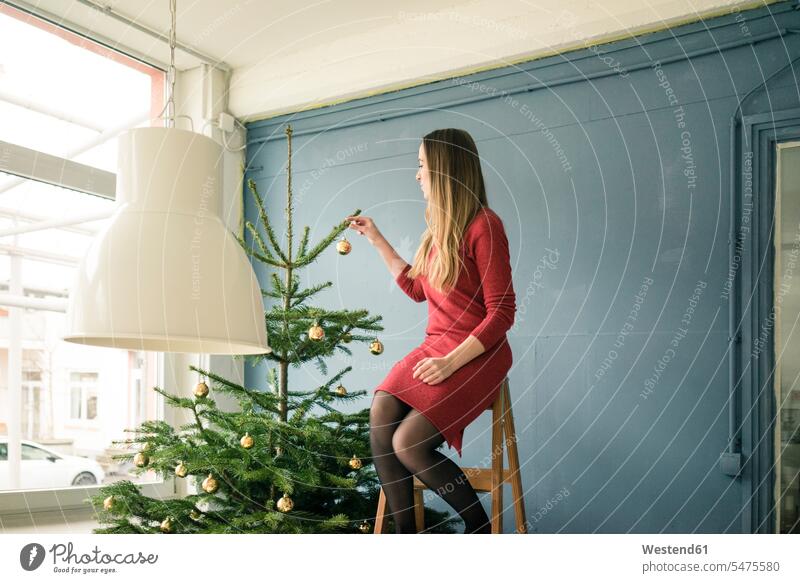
[
  {"xmin": 246, "ymin": 178, "xmax": 289, "ymax": 265},
  {"xmin": 243, "ymin": 220, "xmax": 275, "ymax": 261},
  {"xmin": 296, "ymin": 225, "xmax": 310, "ymax": 260},
  {"xmin": 290, "ymin": 280, "xmax": 333, "ymax": 308},
  {"xmin": 190, "ymin": 365, "xmax": 281, "ymax": 415},
  {"xmin": 293, "ymin": 213, "xmax": 359, "ymax": 267},
  {"xmin": 237, "ymin": 234, "xmax": 287, "ymax": 269}
]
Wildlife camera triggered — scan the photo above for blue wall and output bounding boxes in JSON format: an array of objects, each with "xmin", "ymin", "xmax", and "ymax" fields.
[{"xmin": 244, "ymin": 0, "xmax": 800, "ymax": 533}]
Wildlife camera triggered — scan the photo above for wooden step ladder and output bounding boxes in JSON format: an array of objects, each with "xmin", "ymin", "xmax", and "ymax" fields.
[{"xmin": 374, "ymin": 378, "xmax": 527, "ymax": 533}]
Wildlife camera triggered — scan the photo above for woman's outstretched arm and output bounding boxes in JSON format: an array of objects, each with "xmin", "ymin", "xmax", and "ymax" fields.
[
  {"xmin": 345, "ymin": 214, "xmax": 425, "ymax": 302},
  {"xmin": 372, "ymin": 234, "xmax": 425, "ymax": 302},
  {"xmin": 372, "ymin": 234, "xmax": 411, "ymax": 280}
]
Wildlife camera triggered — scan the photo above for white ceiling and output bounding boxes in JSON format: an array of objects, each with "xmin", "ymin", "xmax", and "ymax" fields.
[{"xmin": 12, "ymin": 0, "xmax": 772, "ymax": 122}]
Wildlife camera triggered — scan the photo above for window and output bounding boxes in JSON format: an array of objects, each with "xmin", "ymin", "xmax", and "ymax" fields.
[
  {"xmin": 69, "ymin": 372, "xmax": 99, "ymax": 421},
  {"xmin": 0, "ymin": 4, "xmax": 168, "ymax": 497},
  {"xmin": 21, "ymin": 444, "xmax": 56, "ymax": 461},
  {"xmin": 21, "ymin": 368, "xmax": 43, "ymax": 439}
]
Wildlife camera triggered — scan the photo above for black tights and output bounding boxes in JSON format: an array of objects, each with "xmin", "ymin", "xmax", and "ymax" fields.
[{"xmin": 369, "ymin": 389, "xmax": 491, "ymax": 533}]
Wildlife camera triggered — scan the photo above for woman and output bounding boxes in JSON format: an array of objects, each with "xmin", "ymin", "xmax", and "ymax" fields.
[{"xmin": 345, "ymin": 128, "xmax": 516, "ymax": 534}]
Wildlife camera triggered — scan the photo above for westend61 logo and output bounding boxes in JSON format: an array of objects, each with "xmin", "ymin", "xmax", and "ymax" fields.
[{"xmin": 19, "ymin": 542, "xmax": 158, "ymax": 574}]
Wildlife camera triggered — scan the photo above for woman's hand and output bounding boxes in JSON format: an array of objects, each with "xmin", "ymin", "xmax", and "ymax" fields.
[
  {"xmin": 345, "ymin": 215, "xmax": 382, "ymax": 245},
  {"xmin": 412, "ymin": 356, "xmax": 454, "ymax": 385}
]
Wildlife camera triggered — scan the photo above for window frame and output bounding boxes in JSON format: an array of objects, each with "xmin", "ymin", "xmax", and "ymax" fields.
[
  {"xmin": 0, "ymin": 353, "xmax": 179, "ymax": 516},
  {"xmin": 67, "ymin": 370, "xmax": 100, "ymax": 423},
  {"xmin": 21, "ymin": 367, "xmax": 44, "ymax": 439},
  {"xmin": 0, "ymin": 5, "xmax": 177, "ymax": 517}
]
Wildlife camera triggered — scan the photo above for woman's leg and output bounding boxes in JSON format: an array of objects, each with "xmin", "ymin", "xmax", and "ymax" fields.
[
  {"xmin": 392, "ymin": 409, "xmax": 492, "ymax": 533},
  {"xmin": 369, "ymin": 390, "xmax": 417, "ymax": 533}
]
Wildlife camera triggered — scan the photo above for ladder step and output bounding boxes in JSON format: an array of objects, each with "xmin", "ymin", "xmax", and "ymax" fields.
[{"xmin": 412, "ymin": 467, "xmax": 515, "ymax": 492}]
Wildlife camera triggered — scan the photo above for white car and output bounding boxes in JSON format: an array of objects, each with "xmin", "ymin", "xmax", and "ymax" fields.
[{"xmin": 0, "ymin": 438, "xmax": 106, "ymax": 490}]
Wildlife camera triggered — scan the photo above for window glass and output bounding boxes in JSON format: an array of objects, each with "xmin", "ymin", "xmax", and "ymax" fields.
[
  {"xmin": 0, "ymin": 9, "xmax": 160, "ymax": 169},
  {"xmin": 21, "ymin": 444, "xmax": 53, "ymax": 461},
  {"xmin": 0, "ymin": 5, "xmax": 165, "ymax": 493}
]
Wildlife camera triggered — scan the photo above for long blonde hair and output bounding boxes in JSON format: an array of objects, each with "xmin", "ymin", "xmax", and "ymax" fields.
[{"xmin": 407, "ymin": 128, "xmax": 489, "ymax": 294}]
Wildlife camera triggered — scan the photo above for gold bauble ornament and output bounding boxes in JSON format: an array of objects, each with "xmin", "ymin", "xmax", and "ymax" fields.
[
  {"xmin": 194, "ymin": 381, "xmax": 209, "ymax": 399},
  {"xmin": 308, "ymin": 323, "xmax": 325, "ymax": 341},
  {"xmin": 174, "ymin": 461, "xmax": 188, "ymax": 478},
  {"xmin": 201, "ymin": 473, "xmax": 218, "ymax": 494},
  {"xmin": 336, "ymin": 237, "xmax": 352, "ymax": 255},
  {"xmin": 342, "ymin": 332, "xmax": 352, "ymax": 343},
  {"xmin": 240, "ymin": 432, "xmax": 254, "ymax": 449},
  {"xmin": 160, "ymin": 517, "xmax": 172, "ymax": 533},
  {"xmin": 133, "ymin": 452, "xmax": 149, "ymax": 467},
  {"xmin": 274, "ymin": 446, "xmax": 283, "ymax": 457},
  {"xmin": 369, "ymin": 338, "xmax": 384, "ymax": 355},
  {"xmin": 348, "ymin": 454, "xmax": 362, "ymax": 470},
  {"xmin": 359, "ymin": 520, "xmax": 371, "ymax": 533},
  {"xmin": 189, "ymin": 510, "xmax": 202, "ymax": 521},
  {"xmin": 103, "ymin": 495, "xmax": 114, "ymax": 511},
  {"xmin": 335, "ymin": 384, "xmax": 348, "ymax": 396},
  {"xmin": 276, "ymin": 493, "xmax": 294, "ymax": 513}
]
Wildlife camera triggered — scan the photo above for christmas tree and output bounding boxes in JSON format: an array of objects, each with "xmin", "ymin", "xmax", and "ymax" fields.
[{"xmin": 87, "ymin": 125, "xmax": 458, "ymax": 534}]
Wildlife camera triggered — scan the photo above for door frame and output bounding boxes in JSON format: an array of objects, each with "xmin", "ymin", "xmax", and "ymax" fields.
[
  {"xmin": 772, "ymin": 139, "xmax": 800, "ymax": 534},
  {"xmin": 738, "ymin": 109, "xmax": 800, "ymax": 533}
]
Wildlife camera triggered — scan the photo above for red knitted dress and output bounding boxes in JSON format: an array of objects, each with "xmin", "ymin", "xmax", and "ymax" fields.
[{"xmin": 374, "ymin": 207, "xmax": 516, "ymax": 458}]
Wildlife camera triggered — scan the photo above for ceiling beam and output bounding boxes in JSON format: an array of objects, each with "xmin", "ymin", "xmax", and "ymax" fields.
[{"xmin": 74, "ymin": 0, "xmax": 231, "ymax": 72}]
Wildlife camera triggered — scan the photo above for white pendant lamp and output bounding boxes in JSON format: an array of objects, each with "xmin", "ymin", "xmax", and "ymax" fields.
[{"xmin": 63, "ymin": 0, "xmax": 271, "ymax": 355}]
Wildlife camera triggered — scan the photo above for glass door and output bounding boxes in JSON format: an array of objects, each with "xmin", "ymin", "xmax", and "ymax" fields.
[{"xmin": 774, "ymin": 141, "xmax": 800, "ymax": 534}]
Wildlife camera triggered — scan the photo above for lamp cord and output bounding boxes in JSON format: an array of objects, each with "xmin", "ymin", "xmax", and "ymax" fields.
[{"xmin": 166, "ymin": 0, "xmax": 177, "ymax": 129}]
